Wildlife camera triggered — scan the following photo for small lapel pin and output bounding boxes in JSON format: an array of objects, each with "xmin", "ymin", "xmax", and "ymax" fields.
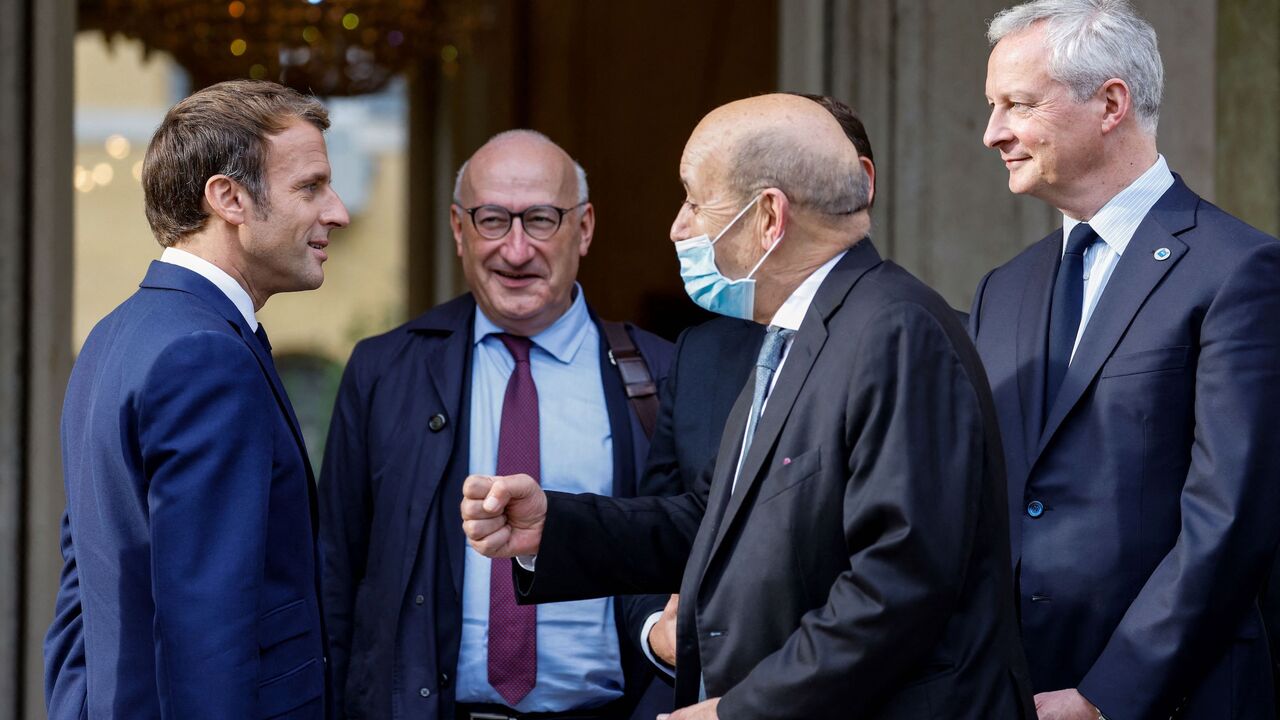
[
  {"xmin": 782, "ymin": 457, "xmax": 792, "ymax": 466},
  {"xmin": 1153, "ymin": 247, "xmax": 1171, "ymax": 261}
]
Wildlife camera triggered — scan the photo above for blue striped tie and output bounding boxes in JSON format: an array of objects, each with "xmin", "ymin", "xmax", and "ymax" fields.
[{"xmin": 742, "ymin": 325, "xmax": 795, "ymax": 464}]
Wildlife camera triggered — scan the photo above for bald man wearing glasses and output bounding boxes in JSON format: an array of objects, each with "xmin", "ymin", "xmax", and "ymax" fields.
[{"xmin": 318, "ymin": 129, "xmax": 674, "ymax": 720}]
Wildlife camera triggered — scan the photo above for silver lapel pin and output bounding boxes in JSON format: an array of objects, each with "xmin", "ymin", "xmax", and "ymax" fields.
[{"xmin": 1153, "ymin": 247, "xmax": 1171, "ymax": 261}]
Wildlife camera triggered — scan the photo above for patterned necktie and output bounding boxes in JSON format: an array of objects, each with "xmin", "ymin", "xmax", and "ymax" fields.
[
  {"xmin": 740, "ymin": 325, "xmax": 795, "ymax": 470},
  {"xmin": 1045, "ymin": 223, "xmax": 1098, "ymax": 423},
  {"xmin": 488, "ymin": 333, "xmax": 539, "ymax": 706}
]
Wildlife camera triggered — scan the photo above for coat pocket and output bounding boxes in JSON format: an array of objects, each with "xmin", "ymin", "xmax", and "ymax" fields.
[
  {"xmin": 1100, "ymin": 345, "xmax": 1190, "ymax": 378},
  {"xmin": 756, "ymin": 448, "xmax": 822, "ymax": 506},
  {"xmin": 257, "ymin": 599, "xmax": 323, "ymax": 717},
  {"xmin": 258, "ymin": 657, "xmax": 323, "ymax": 718},
  {"xmin": 259, "ymin": 598, "xmax": 310, "ymax": 649}
]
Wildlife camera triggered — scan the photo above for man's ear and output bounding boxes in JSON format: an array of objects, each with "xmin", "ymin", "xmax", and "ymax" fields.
[
  {"xmin": 576, "ymin": 202, "xmax": 595, "ymax": 257},
  {"xmin": 757, "ymin": 188, "xmax": 789, "ymax": 250},
  {"xmin": 860, "ymin": 156, "xmax": 876, "ymax": 208},
  {"xmin": 1099, "ymin": 78, "xmax": 1133, "ymax": 134},
  {"xmin": 450, "ymin": 203, "xmax": 466, "ymax": 258},
  {"xmin": 204, "ymin": 175, "xmax": 248, "ymax": 226}
]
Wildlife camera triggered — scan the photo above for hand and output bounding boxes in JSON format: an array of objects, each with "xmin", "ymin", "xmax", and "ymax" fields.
[
  {"xmin": 460, "ymin": 474, "xmax": 547, "ymax": 558},
  {"xmin": 648, "ymin": 594, "xmax": 679, "ymax": 667},
  {"xmin": 1034, "ymin": 689, "xmax": 1099, "ymax": 720},
  {"xmin": 659, "ymin": 697, "xmax": 718, "ymax": 720}
]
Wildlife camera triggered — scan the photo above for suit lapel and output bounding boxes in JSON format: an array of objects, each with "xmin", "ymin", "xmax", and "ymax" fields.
[
  {"xmin": 690, "ymin": 382, "xmax": 752, "ymax": 597},
  {"xmin": 140, "ymin": 262, "xmax": 317, "ymax": 485},
  {"xmin": 401, "ymin": 301, "xmax": 474, "ymax": 599},
  {"xmin": 244, "ymin": 329, "xmax": 314, "ymax": 471},
  {"xmin": 704, "ymin": 319, "xmax": 828, "ymax": 566},
  {"xmin": 698, "ymin": 239, "xmax": 882, "ymax": 576},
  {"xmin": 1015, "ymin": 234, "xmax": 1060, "ymax": 464},
  {"xmin": 1034, "ymin": 180, "xmax": 1198, "ymax": 461}
]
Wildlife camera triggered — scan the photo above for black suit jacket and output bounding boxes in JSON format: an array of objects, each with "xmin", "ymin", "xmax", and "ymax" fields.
[
  {"xmin": 619, "ymin": 318, "xmax": 765, "ymax": 666},
  {"xmin": 319, "ymin": 293, "xmax": 673, "ymax": 719},
  {"xmin": 970, "ymin": 177, "xmax": 1280, "ymax": 720},
  {"xmin": 521, "ymin": 240, "xmax": 1034, "ymax": 719}
]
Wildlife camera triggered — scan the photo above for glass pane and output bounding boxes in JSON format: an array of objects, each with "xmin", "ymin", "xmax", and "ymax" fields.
[{"xmin": 74, "ymin": 32, "xmax": 409, "ymax": 467}]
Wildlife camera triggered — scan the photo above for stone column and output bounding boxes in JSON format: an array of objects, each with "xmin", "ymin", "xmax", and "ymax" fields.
[
  {"xmin": 779, "ymin": 1, "xmax": 1221, "ymax": 308},
  {"xmin": 0, "ymin": 0, "xmax": 30, "ymax": 711},
  {"xmin": 0, "ymin": 0, "xmax": 75, "ymax": 716},
  {"xmin": 1216, "ymin": 0, "xmax": 1280, "ymax": 237}
]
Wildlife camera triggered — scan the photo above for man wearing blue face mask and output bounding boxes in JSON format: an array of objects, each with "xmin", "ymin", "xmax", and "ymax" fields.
[{"xmin": 463, "ymin": 94, "xmax": 1033, "ymax": 719}]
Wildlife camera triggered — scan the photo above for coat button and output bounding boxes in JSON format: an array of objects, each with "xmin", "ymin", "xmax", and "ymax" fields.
[
  {"xmin": 1026, "ymin": 500, "xmax": 1045, "ymax": 518},
  {"xmin": 439, "ymin": 672, "xmax": 450, "ymax": 688},
  {"xmin": 428, "ymin": 413, "xmax": 447, "ymax": 432},
  {"xmin": 419, "ymin": 687, "xmax": 431, "ymax": 698},
  {"xmin": 415, "ymin": 594, "xmax": 425, "ymax": 605}
]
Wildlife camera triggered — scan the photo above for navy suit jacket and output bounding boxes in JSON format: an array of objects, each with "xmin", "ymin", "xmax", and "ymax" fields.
[
  {"xmin": 44, "ymin": 261, "xmax": 327, "ymax": 720},
  {"xmin": 620, "ymin": 317, "xmax": 764, "ymax": 669},
  {"xmin": 970, "ymin": 177, "xmax": 1280, "ymax": 720},
  {"xmin": 318, "ymin": 293, "xmax": 673, "ymax": 720},
  {"xmin": 637, "ymin": 317, "xmax": 764, "ymax": 503}
]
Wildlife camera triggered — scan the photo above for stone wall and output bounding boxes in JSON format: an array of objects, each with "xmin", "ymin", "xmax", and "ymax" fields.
[{"xmin": 780, "ymin": 0, "xmax": 1272, "ymax": 309}]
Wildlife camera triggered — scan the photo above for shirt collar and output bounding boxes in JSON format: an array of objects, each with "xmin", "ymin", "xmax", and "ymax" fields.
[
  {"xmin": 1063, "ymin": 154, "xmax": 1174, "ymax": 258},
  {"xmin": 769, "ymin": 249, "xmax": 848, "ymax": 331},
  {"xmin": 472, "ymin": 283, "xmax": 591, "ymax": 364},
  {"xmin": 158, "ymin": 247, "xmax": 258, "ymax": 330}
]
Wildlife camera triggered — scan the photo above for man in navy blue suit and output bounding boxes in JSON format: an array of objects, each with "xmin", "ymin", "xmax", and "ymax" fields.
[
  {"xmin": 44, "ymin": 80, "xmax": 349, "ymax": 719},
  {"xmin": 973, "ymin": 2, "xmax": 1280, "ymax": 718},
  {"xmin": 319, "ymin": 130, "xmax": 674, "ymax": 720}
]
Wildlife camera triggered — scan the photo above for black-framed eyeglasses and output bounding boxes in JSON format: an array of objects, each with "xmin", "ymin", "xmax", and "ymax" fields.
[{"xmin": 454, "ymin": 201, "xmax": 588, "ymax": 240}]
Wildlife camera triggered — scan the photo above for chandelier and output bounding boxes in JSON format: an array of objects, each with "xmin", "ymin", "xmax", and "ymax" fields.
[{"xmin": 79, "ymin": 0, "xmax": 490, "ymax": 96}]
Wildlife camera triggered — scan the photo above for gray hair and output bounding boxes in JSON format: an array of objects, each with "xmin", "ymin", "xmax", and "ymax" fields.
[
  {"xmin": 988, "ymin": 0, "xmax": 1163, "ymax": 134},
  {"xmin": 727, "ymin": 131, "xmax": 870, "ymax": 216},
  {"xmin": 453, "ymin": 129, "xmax": 589, "ymax": 205}
]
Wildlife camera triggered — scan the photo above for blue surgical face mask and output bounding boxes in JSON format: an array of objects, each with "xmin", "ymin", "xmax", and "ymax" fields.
[{"xmin": 674, "ymin": 195, "xmax": 784, "ymax": 321}]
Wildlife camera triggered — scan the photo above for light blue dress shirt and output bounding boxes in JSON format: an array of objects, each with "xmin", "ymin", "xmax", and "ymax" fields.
[
  {"xmin": 455, "ymin": 286, "xmax": 624, "ymax": 711},
  {"xmin": 1062, "ymin": 154, "xmax": 1175, "ymax": 360}
]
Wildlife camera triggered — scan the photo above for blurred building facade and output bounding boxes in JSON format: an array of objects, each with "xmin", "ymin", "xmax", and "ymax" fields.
[{"xmin": 2, "ymin": 0, "xmax": 1276, "ymax": 717}]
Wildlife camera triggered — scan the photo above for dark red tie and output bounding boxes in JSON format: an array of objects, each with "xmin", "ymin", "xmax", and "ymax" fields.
[{"xmin": 488, "ymin": 333, "xmax": 539, "ymax": 705}]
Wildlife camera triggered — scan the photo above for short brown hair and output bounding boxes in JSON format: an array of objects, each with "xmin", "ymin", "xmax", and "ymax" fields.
[{"xmin": 142, "ymin": 80, "xmax": 330, "ymax": 247}]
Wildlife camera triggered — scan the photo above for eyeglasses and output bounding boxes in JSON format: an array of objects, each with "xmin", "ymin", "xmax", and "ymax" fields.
[{"xmin": 455, "ymin": 201, "xmax": 588, "ymax": 240}]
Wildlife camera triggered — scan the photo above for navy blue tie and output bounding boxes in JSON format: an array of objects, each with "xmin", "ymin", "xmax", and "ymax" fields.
[
  {"xmin": 254, "ymin": 323, "xmax": 272, "ymax": 353},
  {"xmin": 1045, "ymin": 223, "xmax": 1097, "ymax": 422}
]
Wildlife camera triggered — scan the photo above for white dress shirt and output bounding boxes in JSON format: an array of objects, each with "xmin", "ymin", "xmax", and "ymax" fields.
[
  {"xmin": 158, "ymin": 247, "xmax": 258, "ymax": 331},
  {"xmin": 1062, "ymin": 154, "xmax": 1174, "ymax": 360}
]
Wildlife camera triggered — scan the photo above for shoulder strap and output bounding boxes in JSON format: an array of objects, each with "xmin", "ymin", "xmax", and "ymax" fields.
[{"xmin": 601, "ymin": 321, "xmax": 659, "ymax": 439}]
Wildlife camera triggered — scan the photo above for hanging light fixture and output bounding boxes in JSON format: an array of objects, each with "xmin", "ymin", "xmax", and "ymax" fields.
[{"xmin": 79, "ymin": 0, "xmax": 491, "ymax": 96}]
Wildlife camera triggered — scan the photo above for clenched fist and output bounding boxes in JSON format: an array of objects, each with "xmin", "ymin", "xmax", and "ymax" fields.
[{"xmin": 460, "ymin": 473, "xmax": 547, "ymax": 558}]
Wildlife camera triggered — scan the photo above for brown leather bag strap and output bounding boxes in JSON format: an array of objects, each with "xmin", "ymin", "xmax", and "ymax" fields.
[{"xmin": 601, "ymin": 321, "xmax": 659, "ymax": 439}]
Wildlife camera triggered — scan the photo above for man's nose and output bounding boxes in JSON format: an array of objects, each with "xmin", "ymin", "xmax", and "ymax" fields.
[
  {"xmin": 670, "ymin": 203, "xmax": 692, "ymax": 243},
  {"xmin": 325, "ymin": 188, "xmax": 351, "ymax": 228},
  {"xmin": 500, "ymin": 222, "xmax": 536, "ymax": 264},
  {"xmin": 983, "ymin": 108, "xmax": 1011, "ymax": 149}
]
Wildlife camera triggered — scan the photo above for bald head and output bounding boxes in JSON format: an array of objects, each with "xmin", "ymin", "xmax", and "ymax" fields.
[
  {"xmin": 454, "ymin": 129, "xmax": 588, "ymax": 207},
  {"xmin": 684, "ymin": 94, "xmax": 871, "ymax": 216}
]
